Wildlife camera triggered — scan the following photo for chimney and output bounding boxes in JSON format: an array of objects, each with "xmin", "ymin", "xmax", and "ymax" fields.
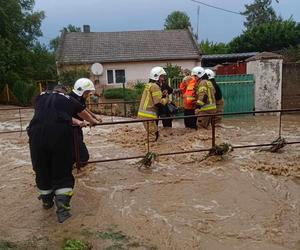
[{"xmin": 83, "ymin": 25, "xmax": 90, "ymax": 33}]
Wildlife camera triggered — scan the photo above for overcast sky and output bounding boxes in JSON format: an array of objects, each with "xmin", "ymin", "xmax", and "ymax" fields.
[{"xmin": 35, "ymin": 0, "xmax": 299, "ymax": 45}]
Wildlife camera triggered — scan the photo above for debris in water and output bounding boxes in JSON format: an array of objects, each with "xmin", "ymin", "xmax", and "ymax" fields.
[
  {"xmin": 136, "ymin": 152, "xmax": 158, "ymax": 170},
  {"xmin": 200, "ymin": 143, "xmax": 233, "ymax": 162},
  {"xmin": 259, "ymin": 137, "xmax": 287, "ymax": 153}
]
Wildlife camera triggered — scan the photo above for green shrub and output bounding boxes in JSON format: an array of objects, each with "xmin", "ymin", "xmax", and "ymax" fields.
[
  {"xmin": 134, "ymin": 81, "xmax": 145, "ymax": 97},
  {"xmin": 62, "ymin": 239, "xmax": 90, "ymax": 250},
  {"xmin": 103, "ymin": 88, "xmax": 140, "ymax": 101},
  {"xmin": 12, "ymin": 80, "xmax": 37, "ymax": 105}
]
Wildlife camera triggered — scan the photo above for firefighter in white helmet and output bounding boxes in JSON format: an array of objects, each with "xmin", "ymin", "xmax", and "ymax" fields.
[
  {"xmin": 28, "ymin": 84, "xmax": 100, "ymax": 223},
  {"xmin": 69, "ymin": 78, "xmax": 102, "ymax": 168},
  {"xmin": 138, "ymin": 67, "xmax": 169, "ymax": 141},
  {"xmin": 205, "ymin": 69, "xmax": 224, "ymax": 125},
  {"xmin": 191, "ymin": 66, "xmax": 217, "ymax": 129}
]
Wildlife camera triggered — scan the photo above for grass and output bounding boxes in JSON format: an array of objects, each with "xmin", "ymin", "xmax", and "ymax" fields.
[
  {"xmin": 62, "ymin": 239, "xmax": 90, "ymax": 250},
  {"xmin": 95, "ymin": 225, "xmax": 157, "ymax": 250},
  {"xmin": 0, "ymin": 240, "xmax": 18, "ymax": 250}
]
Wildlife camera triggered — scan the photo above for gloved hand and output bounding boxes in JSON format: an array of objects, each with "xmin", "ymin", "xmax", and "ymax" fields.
[{"xmin": 78, "ymin": 121, "xmax": 88, "ymax": 128}]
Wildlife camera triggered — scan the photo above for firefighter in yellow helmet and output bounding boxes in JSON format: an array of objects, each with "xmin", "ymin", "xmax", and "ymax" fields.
[
  {"xmin": 138, "ymin": 66, "xmax": 169, "ymax": 141},
  {"xmin": 192, "ymin": 66, "xmax": 217, "ymax": 129}
]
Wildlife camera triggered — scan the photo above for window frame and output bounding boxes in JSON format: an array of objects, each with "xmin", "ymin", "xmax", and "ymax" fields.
[{"xmin": 106, "ymin": 69, "xmax": 126, "ymax": 84}]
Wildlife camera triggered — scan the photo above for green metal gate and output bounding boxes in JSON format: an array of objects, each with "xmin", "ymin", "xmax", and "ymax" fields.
[
  {"xmin": 169, "ymin": 74, "xmax": 254, "ymax": 114},
  {"xmin": 216, "ymin": 74, "xmax": 254, "ymax": 113}
]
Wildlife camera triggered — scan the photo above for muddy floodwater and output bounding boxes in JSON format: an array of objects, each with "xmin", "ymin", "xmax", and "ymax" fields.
[{"xmin": 1, "ymin": 106, "xmax": 300, "ymax": 249}]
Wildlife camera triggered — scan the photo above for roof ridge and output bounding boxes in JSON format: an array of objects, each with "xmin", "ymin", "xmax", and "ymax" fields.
[{"xmin": 65, "ymin": 29, "xmax": 189, "ymax": 34}]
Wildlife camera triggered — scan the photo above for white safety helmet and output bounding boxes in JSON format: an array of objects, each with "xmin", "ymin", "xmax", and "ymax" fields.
[
  {"xmin": 73, "ymin": 78, "xmax": 95, "ymax": 96},
  {"xmin": 191, "ymin": 66, "xmax": 205, "ymax": 78},
  {"xmin": 205, "ymin": 69, "xmax": 216, "ymax": 80},
  {"xmin": 149, "ymin": 66, "xmax": 167, "ymax": 81}
]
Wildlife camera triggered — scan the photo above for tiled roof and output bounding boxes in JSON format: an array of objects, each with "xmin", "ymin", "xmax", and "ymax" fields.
[{"xmin": 57, "ymin": 29, "xmax": 201, "ymax": 64}]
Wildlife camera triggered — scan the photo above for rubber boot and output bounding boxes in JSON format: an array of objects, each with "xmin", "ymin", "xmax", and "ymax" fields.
[
  {"xmin": 55, "ymin": 194, "xmax": 72, "ymax": 223},
  {"xmin": 38, "ymin": 193, "xmax": 54, "ymax": 209}
]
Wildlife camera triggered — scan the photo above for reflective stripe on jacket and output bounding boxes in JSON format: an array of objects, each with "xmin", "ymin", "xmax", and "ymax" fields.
[
  {"xmin": 196, "ymin": 80, "xmax": 216, "ymax": 111},
  {"xmin": 138, "ymin": 83, "xmax": 168, "ymax": 119}
]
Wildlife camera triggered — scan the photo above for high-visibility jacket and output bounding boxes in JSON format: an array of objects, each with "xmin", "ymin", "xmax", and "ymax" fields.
[
  {"xmin": 138, "ymin": 82, "xmax": 168, "ymax": 119},
  {"xmin": 179, "ymin": 76, "xmax": 192, "ymax": 94},
  {"xmin": 196, "ymin": 80, "xmax": 216, "ymax": 112},
  {"xmin": 182, "ymin": 77, "xmax": 197, "ymax": 110}
]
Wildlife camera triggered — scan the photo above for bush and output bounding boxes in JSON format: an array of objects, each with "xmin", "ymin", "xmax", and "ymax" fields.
[
  {"xmin": 62, "ymin": 239, "xmax": 90, "ymax": 250},
  {"xmin": 12, "ymin": 80, "xmax": 37, "ymax": 105},
  {"xmin": 104, "ymin": 88, "xmax": 140, "ymax": 101},
  {"xmin": 134, "ymin": 81, "xmax": 146, "ymax": 97}
]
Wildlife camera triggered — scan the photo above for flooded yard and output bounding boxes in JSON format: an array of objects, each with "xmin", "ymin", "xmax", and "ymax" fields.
[{"xmin": 1, "ymin": 106, "xmax": 300, "ymax": 249}]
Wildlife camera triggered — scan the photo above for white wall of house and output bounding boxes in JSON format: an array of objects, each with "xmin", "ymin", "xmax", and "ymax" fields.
[
  {"xmin": 91, "ymin": 60, "xmax": 200, "ymax": 86},
  {"xmin": 247, "ymin": 59, "xmax": 283, "ymax": 113}
]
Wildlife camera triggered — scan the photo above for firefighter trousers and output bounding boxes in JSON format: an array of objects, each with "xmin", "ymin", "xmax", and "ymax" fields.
[
  {"xmin": 143, "ymin": 121, "xmax": 158, "ymax": 141},
  {"xmin": 73, "ymin": 127, "xmax": 89, "ymax": 168},
  {"xmin": 196, "ymin": 110, "xmax": 217, "ymax": 129},
  {"xmin": 28, "ymin": 123, "xmax": 75, "ymax": 192},
  {"xmin": 184, "ymin": 109, "xmax": 197, "ymax": 129}
]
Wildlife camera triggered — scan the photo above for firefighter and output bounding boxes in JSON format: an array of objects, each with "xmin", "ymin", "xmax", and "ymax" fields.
[
  {"xmin": 179, "ymin": 69, "xmax": 192, "ymax": 94},
  {"xmin": 192, "ymin": 66, "xmax": 217, "ymax": 129},
  {"xmin": 179, "ymin": 69, "xmax": 198, "ymax": 129},
  {"xmin": 138, "ymin": 66, "xmax": 169, "ymax": 141},
  {"xmin": 69, "ymin": 78, "xmax": 102, "ymax": 168},
  {"xmin": 27, "ymin": 85, "xmax": 100, "ymax": 223},
  {"xmin": 205, "ymin": 69, "xmax": 224, "ymax": 125}
]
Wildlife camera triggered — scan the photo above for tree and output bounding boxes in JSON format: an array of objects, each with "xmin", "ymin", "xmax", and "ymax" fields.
[
  {"xmin": 228, "ymin": 18, "xmax": 300, "ymax": 53},
  {"xmin": 29, "ymin": 42, "xmax": 57, "ymax": 81},
  {"xmin": 164, "ymin": 11, "xmax": 192, "ymax": 30},
  {"xmin": 0, "ymin": 0, "xmax": 45, "ymax": 88},
  {"xmin": 199, "ymin": 40, "xmax": 229, "ymax": 54},
  {"xmin": 242, "ymin": 0, "xmax": 280, "ymax": 29},
  {"xmin": 59, "ymin": 69, "xmax": 89, "ymax": 86},
  {"xmin": 50, "ymin": 24, "xmax": 81, "ymax": 52},
  {"xmin": 164, "ymin": 63, "xmax": 183, "ymax": 79}
]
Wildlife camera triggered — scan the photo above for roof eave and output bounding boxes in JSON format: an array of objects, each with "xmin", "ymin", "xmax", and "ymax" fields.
[{"xmin": 57, "ymin": 56, "xmax": 201, "ymax": 65}]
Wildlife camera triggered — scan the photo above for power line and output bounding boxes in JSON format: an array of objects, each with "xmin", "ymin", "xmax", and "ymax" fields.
[{"xmin": 190, "ymin": 0, "xmax": 244, "ymax": 16}]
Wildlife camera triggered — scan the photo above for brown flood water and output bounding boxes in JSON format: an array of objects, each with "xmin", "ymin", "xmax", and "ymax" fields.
[{"xmin": 1, "ymin": 106, "xmax": 300, "ymax": 249}]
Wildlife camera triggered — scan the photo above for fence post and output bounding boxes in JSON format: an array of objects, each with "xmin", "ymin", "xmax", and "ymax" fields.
[
  {"xmin": 168, "ymin": 78, "xmax": 172, "ymax": 102},
  {"xmin": 19, "ymin": 108, "xmax": 23, "ymax": 135},
  {"xmin": 5, "ymin": 84, "xmax": 10, "ymax": 103},
  {"xmin": 111, "ymin": 103, "xmax": 113, "ymax": 122},
  {"xmin": 211, "ymin": 115, "xmax": 216, "ymax": 147},
  {"xmin": 38, "ymin": 82, "xmax": 42, "ymax": 93},
  {"xmin": 147, "ymin": 121, "xmax": 150, "ymax": 153},
  {"xmin": 122, "ymin": 83, "xmax": 127, "ymax": 116},
  {"xmin": 279, "ymin": 112, "xmax": 282, "ymax": 138}
]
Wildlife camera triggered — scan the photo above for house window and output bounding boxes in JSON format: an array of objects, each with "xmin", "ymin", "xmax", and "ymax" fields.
[
  {"xmin": 107, "ymin": 70, "xmax": 114, "ymax": 84},
  {"xmin": 107, "ymin": 69, "xmax": 126, "ymax": 84}
]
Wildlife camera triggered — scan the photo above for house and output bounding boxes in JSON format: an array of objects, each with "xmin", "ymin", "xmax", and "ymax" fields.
[{"xmin": 56, "ymin": 26, "xmax": 201, "ymax": 86}]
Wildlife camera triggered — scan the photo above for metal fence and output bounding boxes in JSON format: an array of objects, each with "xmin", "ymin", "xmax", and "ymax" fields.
[{"xmin": 1, "ymin": 106, "xmax": 299, "ymax": 169}]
